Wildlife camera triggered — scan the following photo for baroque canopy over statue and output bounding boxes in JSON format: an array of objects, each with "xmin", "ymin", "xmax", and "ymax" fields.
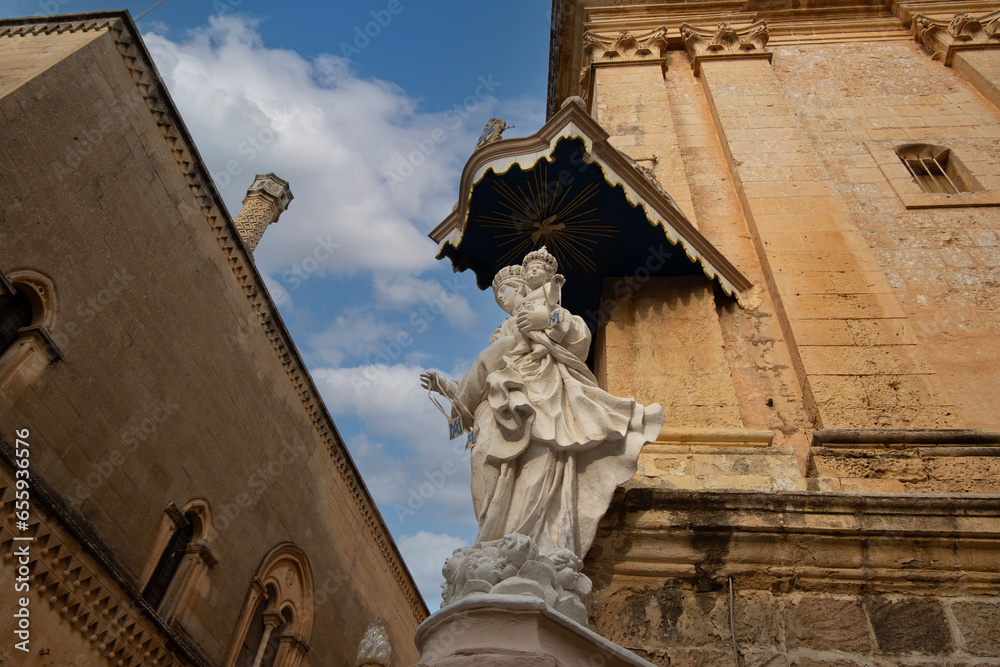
[{"xmin": 422, "ymin": 247, "xmax": 664, "ymax": 621}]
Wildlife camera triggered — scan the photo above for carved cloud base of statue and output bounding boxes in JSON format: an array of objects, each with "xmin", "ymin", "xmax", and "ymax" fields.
[{"xmin": 441, "ymin": 533, "xmax": 591, "ymax": 625}]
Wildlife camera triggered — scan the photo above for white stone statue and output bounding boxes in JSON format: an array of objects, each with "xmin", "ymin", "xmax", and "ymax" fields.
[{"xmin": 421, "ymin": 247, "xmax": 664, "ymax": 623}]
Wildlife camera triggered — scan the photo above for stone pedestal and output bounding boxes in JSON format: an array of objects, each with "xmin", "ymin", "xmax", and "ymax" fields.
[{"xmin": 414, "ymin": 595, "xmax": 657, "ymax": 667}]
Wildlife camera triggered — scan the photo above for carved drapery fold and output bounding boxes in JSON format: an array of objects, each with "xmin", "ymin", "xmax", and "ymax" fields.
[
  {"xmin": 914, "ymin": 11, "xmax": 1000, "ymax": 65},
  {"xmin": 579, "ymin": 27, "xmax": 668, "ymax": 103},
  {"xmin": 679, "ymin": 20, "xmax": 772, "ymax": 74}
]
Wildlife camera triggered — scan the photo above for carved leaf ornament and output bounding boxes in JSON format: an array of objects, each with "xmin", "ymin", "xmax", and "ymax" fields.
[
  {"xmin": 679, "ymin": 20, "xmax": 770, "ymax": 58},
  {"xmin": 914, "ymin": 11, "xmax": 1000, "ymax": 65}
]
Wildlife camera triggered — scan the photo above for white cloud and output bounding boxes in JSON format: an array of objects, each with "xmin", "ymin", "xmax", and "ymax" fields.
[
  {"xmin": 397, "ymin": 531, "xmax": 469, "ymax": 609},
  {"xmin": 314, "ymin": 363, "xmax": 477, "ymax": 527},
  {"xmin": 142, "ymin": 15, "xmax": 494, "ymax": 277},
  {"xmin": 137, "ymin": 13, "xmax": 544, "ymax": 577},
  {"xmin": 314, "ymin": 363, "xmax": 442, "ymax": 440},
  {"xmin": 306, "ymin": 308, "xmax": 400, "ymax": 367},
  {"xmin": 374, "ymin": 275, "xmax": 477, "ymax": 329}
]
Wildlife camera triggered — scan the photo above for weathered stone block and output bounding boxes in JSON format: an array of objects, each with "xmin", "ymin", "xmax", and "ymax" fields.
[
  {"xmin": 952, "ymin": 601, "xmax": 1000, "ymax": 656},
  {"xmin": 865, "ymin": 597, "xmax": 952, "ymax": 655},
  {"xmin": 810, "ymin": 449, "xmax": 927, "ymax": 481},
  {"xmin": 732, "ymin": 591, "xmax": 781, "ymax": 646},
  {"xmin": 784, "ymin": 596, "xmax": 871, "ymax": 653},
  {"xmin": 593, "ymin": 585, "xmax": 661, "ymax": 646}
]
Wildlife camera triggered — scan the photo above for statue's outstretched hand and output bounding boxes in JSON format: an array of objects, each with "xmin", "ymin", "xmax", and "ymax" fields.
[{"xmin": 420, "ymin": 371, "xmax": 446, "ymax": 395}]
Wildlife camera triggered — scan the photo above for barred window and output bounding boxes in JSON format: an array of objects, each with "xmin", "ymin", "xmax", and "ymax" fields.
[{"xmin": 897, "ymin": 144, "xmax": 979, "ymax": 195}]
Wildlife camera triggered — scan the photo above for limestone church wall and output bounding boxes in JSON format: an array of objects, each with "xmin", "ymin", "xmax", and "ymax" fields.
[
  {"xmin": 0, "ymin": 15, "xmax": 424, "ymax": 667},
  {"xmin": 552, "ymin": 0, "xmax": 1000, "ymax": 664}
]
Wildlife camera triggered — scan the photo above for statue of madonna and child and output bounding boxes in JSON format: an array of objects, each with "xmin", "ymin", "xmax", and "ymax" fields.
[{"xmin": 421, "ymin": 247, "xmax": 664, "ymax": 624}]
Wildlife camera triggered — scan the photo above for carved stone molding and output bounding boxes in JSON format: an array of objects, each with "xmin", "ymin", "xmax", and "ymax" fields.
[
  {"xmin": 679, "ymin": 20, "xmax": 772, "ymax": 74},
  {"xmin": 579, "ymin": 27, "xmax": 668, "ymax": 103},
  {"xmin": 914, "ymin": 10, "xmax": 1000, "ymax": 66},
  {"xmin": 0, "ymin": 465, "xmax": 199, "ymax": 667},
  {"xmin": 583, "ymin": 27, "xmax": 669, "ymax": 63}
]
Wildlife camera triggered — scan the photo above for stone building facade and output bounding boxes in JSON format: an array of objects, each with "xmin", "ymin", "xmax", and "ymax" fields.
[
  {"xmin": 546, "ymin": 0, "xmax": 1000, "ymax": 664},
  {"xmin": 0, "ymin": 12, "xmax": 424, "ymax": 667}
]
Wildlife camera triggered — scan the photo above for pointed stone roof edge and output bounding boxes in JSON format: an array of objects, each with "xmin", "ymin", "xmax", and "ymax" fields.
[{"xmin": 430, "ymin": 97, "xmax": 753, "ymax": 306}]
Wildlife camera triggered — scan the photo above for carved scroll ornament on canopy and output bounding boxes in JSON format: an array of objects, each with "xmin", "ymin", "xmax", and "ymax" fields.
[
  {"xmin": 914, "ymin": 11, "xmax": 1000, "ymax": 66},
  {"xmin": 679, "ymin": 20, "xmax": 771, "ymax": 74}
]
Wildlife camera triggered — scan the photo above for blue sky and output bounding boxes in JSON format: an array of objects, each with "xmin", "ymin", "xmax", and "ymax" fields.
[{"xmin": 2, "ymin": 0, "xmax": 552, "ymax": 606}]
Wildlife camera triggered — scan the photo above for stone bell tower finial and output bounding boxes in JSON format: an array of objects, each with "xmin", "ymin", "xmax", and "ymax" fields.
[{"xmin": 232, "ymin": 173, "xmax": 293, "ymax": 251}]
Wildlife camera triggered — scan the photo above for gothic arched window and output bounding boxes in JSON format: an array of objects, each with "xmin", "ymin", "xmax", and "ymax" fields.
[
  {"xmin": 140, "ymin": 500, "xmax": 216, "ymax": 619},
  {"xmin": 225, "ymin": 544, "xmax": 313, "ymax": 667},
  {"xmin": 0, "ymin": 269, "xmax": 60, "ymax": 391},
  {"xmin": 142, "ymin": 511, "xmax": 194, "ymax": 609},
  {"xmin": 0, "ymin": 288, "xmax": 32, "ymax": 355},
  {"xmin": 234, "ymin": 591, "xmax": 291, "ymax": 667}
]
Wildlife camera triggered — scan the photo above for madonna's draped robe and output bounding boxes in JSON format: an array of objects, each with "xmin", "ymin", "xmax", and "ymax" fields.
[{"xmin": 445, "ymin": 304, "xmax": 665, "ymax": 557}]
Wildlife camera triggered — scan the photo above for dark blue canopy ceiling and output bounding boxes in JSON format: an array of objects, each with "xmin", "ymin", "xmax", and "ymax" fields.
[{"xmin": 440, "ymin": 136, "xmax": 716, "ymax": 327}]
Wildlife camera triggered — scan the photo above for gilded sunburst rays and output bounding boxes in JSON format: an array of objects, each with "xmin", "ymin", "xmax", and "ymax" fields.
[{"xmin": 477, "ymin": 164, "xmax": 617, "ymax": 272}]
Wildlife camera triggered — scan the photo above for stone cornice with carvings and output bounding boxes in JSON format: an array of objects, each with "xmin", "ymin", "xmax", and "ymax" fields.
[
  {"xmin": 679, "ymin": 20, "xmax": 772, "ymax": 74},
  {"xmin": 892, "ymin": 0, "xmax": 1000, "ymax": 28},
  {"xmin": 913, "ymin": 9, "xmax": 1000, "ymax": 65},
  {"xmin": 548, "ymin": 0, "xmax": 911, "ymax": 116},
  {"xmin": 599, "ymin": 486, "xmax": 1000, "ymax": 594},
  {"xmin": 0, "ymin": 12, "xmax": 427, "ymax": 622},
  {"xmin": 581, "ymin": 2, "xmax": 906, "ymax": 46},
  {"xmin": 583, "ymin": 26, "xmax": 669, "ymax": 64}
]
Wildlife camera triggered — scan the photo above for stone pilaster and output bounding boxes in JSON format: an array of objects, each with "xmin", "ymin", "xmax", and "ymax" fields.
[
  {"xmin": 679, "ymin": 20, "xmax": 772, "ymax": 75},
  {"xmin": 580, "ymin": 27, "xmax": 668, "ymax": 105},
  {"xmin": 233, "ymin": 173, "xmax": 293, "ymax": 252},
  {"xmin": 692, "ymin": 39, "xmax": 959, "ymax": 430}
]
